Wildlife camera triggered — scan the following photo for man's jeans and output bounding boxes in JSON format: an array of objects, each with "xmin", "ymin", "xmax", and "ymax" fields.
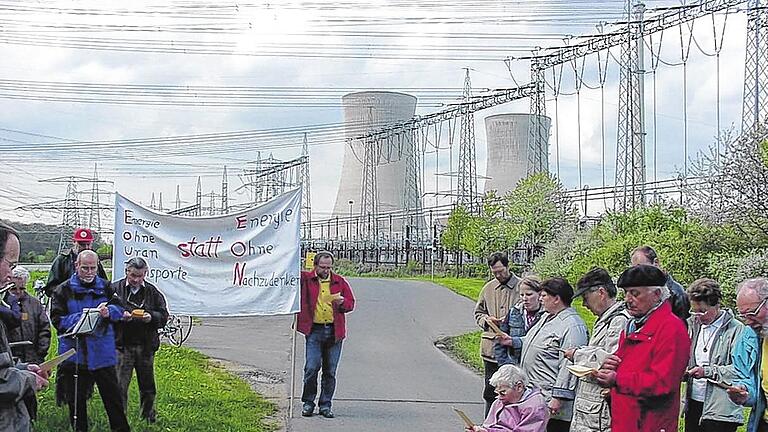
[
  {"xmin": 301, "ymin": 324, "xmax": 343, "ymax": 411},
  {"xmin": 118, "ymin": 344, "xmax": 157, "ymax": 420}
]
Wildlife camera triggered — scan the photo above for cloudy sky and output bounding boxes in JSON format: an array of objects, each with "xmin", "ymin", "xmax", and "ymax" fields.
[{"xmin": 0, "ymin": 0, "xmax": 752, "ymax": 232}]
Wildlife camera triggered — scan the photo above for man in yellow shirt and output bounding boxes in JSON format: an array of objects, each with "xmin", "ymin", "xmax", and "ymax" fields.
[{"xmin": 296, "ymin": 252, "xmax": 355, "ymax": 419}]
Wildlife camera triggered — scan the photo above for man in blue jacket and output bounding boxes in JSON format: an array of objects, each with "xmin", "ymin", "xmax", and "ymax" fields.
[
  {"xmin": 50, "ymin": 250, "xmax": 131, "ymax": 432},
  {"xmin": 727, "ymin": 277, "xmax": 767, "ymax": 432}
]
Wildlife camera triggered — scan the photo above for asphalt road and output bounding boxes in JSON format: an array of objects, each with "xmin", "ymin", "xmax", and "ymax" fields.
[{"xmin": 186, "ymin": 277, "xmax": 484, "ymax": 431}]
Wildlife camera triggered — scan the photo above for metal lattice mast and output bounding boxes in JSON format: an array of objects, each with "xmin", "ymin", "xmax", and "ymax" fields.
[
  {"xmin": 403, "ymin": 128, "xmax": 423, "ymax": 240},
  {"xmin": 175, "ymin": 185, "xmax": 181, "ymax": 210},
  {"xmin": 221, "ymin": 166, "xmax": 229, "ymax": 214},
  {"xmin": 360, "ymin": 133, "xmax": 379, "ymax": 243},
  {"xmin": 528, "ymin": 59, "xmax": 548, "ymax": 174},
  {"xmin": 195, "ymin": 177, "xmax": 202, "ymax": 216},
  {"xmin": 615, "ymin": 1, "xmax": 647, "ymax": 211},
  {"xmin": 300, "ymin": 133, "xmax": 312, "ymax": 227},
  {"xmin": 59, "ymin": 178, "xmax": 80, "ymax": 253},
  {"xmin": 743, "ymin": 0, "xmax": 768, "ymax": 131},
  {"xmin": 158, "ymin": 193, "xmax": 165, "ymax": 212},
  {"xmin": 88, "ymin": 163, "xmax": 101, "ymax": 233},
  {"xmin": 457, "ymin": 69, "xmax": 478, "ymax": 211}
]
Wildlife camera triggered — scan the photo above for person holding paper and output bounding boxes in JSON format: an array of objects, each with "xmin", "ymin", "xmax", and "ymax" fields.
[
  {"xmin": 475, "ymin": 252, "xmax": 520, "ymax": 415},
  {"xmin": 519, "ymin": 278, "xmax": 588, "ymax": 432},
  {"xmin": 465, "ymin": 364, "xmax": 549, "ymax": 432},
  {"xmin": 50, "ymin": 250, "xmax": 131, "ymax": 432},
  {"xmin": 494, "ymin": 276, "xmax": 544, "ymax": 366},
  {"xmin": 113, "ymin": 257, "xmax": 169, "ymax": 424},
  {"xmin": 564, "ymin": 267, "xmax": 630, "ymax": 432},
  {"xmin": 682, "ymin": 278, "xmax": 745, "ymax": 432},
  {"xmin": 297, "ymin": 251, "xmax": 355, "ymax": 419},
  {"xmin": 8, "ymin": 266, "xmax": 51, "ymax": 365},
  {"xmin": 594, "ymin": 265, "xmax": 691, "ymax": 432},
  {"xmin": 0, "ymin": 222, "xmax": 49, "ymax": 432}
]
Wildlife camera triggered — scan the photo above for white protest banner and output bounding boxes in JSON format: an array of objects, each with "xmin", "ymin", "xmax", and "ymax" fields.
[{"xmin": 112, "ymin": 189, "xmax": 301, "ymax": 316}]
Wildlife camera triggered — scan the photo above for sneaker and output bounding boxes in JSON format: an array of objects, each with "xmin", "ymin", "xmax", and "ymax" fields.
[
  {"xmin": 319, "ymin": 409, "xmax": 334, "ymax": 419},
  {"xmin": 301, "ymin": 406, "xmax": 314, "ymax": 417}
]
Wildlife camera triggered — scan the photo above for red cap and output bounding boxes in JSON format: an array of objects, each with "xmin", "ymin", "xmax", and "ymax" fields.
[{"xmin": 72, "ymin": 228, "xmax": 94, "ymax": 243}]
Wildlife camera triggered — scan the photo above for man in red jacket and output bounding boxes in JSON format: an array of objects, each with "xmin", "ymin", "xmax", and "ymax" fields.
[
  {"xmin": 594, "ymin": 264, "xmax": 690, "ymax": 432},
  {"xmin": 296, "ymin": 251, "xmax": 355, "ymax": 419}
]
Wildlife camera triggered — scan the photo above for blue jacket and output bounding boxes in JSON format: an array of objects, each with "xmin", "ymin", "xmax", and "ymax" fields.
[
  {"xmin": 732, "ymin": 326, "xmax": 763, "ymax": 432},
  {"xmin": 495, "ymin": 303, "xmax": 543, "ymax": 365},
  {"xmin": 50, "ymin": 274, "xmax": 124, "ymax": 371}
]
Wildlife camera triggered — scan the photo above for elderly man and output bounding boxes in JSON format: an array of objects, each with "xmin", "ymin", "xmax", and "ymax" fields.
[
  {"xmin": 565, "ymin": 267, "xmax": 630, "ymax": 432},
  {"xmin": 726, "ymin": 277, "xmax": 768, "ymax": 432},
  {"xmin": 297, "ymin": 251, "xmax": 355, "ymax": 419},
  {"xmin": 8, "ymin": 266, "xmax": 51, "ymax": 365},
  {"xmin": 44, "ymin": 227, "xmax": 108, "ymax": 297},
  {"xmin": 630, "ymin": 245, "xmax": 690, "ymax": 323},
  {"xmin": 50, "ymin": 250, "xmax": 131, "ymax": 432},
  {"xmin": 113, "ymin": 257, "xmax": 169, "ymax": 423},
  {"xmin": 595, "ymin": 264, "xmax": 690, "ymax": 432},
  {"xmin": 520, "ymin": 277, "xmax": 588, "ymax": 432},
  {"xmin": 475, "ymin": 252, "xmax": 520, "ymax": 415},
  {"xmin": 0, "ymin": 222, "xmax": 48, "ymax": 431}
]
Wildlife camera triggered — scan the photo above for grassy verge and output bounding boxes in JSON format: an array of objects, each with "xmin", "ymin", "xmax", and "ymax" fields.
[
  {"xmin": 420, "ymin": 276, "xmax": 596, "ymax": 372},
  {"xmin": 20, "ymin": 270, "xmax": 277, "ymax": 431},
  {"xmin": 34, "ymin": 344, "xmax": 278, "ymax": 431}
]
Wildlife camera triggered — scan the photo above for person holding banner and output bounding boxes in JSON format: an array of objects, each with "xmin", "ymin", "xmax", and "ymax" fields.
[
  {"xmin": 50, "ymin": 250, "xmax": 131, "ymax": 432},
  {"xmin": 297, "ymin": 251, "xmax": 355, "ymax": 419},
  {"xmin": 44, "ymin": 227, "xmax": 108, "ymax": 297},
  {"xmin": 113, "ymin": 257, "xmax": 169, "ymax": 424}
]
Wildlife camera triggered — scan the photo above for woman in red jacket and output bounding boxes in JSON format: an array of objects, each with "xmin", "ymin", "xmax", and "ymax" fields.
[{"xmin": 594, "ymin": 264, "xmax": 691, "ymax": 432}]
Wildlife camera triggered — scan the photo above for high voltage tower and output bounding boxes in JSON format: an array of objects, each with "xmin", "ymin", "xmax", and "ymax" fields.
[
  {"xmin": 743, "ymin": 0, "xmax": 768, "ymax": 131},
  {"xmin": 16, "ymin": 164, "xmax": 113, "ymax": 252},
  {"xmin": 457, "ymin": 69, "xmax": 478, "ymax": 211},
  {"xmin": 300, "ymin": 133, "xmax": 313, "ymax": 235}
]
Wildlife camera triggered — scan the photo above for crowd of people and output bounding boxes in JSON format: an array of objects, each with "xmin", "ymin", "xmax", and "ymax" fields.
[
  {"xmin": 472, "ymin": 249, "xmax": 768, "ymax": 432},
  {"xmin": 0, "ymin": 223, "xmax": 169, "ymax": 432}
]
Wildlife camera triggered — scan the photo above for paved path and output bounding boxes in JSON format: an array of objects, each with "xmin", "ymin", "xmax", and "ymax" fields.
[{"xmin": 186, "ymin": 278, "xmax": 484, "ymax": 431}]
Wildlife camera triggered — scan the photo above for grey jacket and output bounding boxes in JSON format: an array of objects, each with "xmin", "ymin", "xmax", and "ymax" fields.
[
  {"xmin": 571, "ymin": 301, "xmax": 630, "ymax": 432},
  {"xmin": 8, "ymin": 294, "xmax": 51, "ymax": 365},
  {"xmin": 520, "ymin": 307, "xmax": 589, "ymax": 422},
  {"xmin": 474, "ymin": 275, "xmax": 520, "ymax": 362},
  {"xmin": 0, "ymin": 320, "xmax": 35, "ymax": 432},
  {"xmin": 684, "ymin": 309, "xmax": 745, "ymax": 425}
]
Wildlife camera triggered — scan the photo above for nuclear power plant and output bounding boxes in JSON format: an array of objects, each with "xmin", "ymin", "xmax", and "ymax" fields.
[
  {"xmin": 484, "ymin": 113, "xmax": 552, "ymax": 195},
  {"xmin": 332, "ymin": 91, "xmax": 418, "ymax": 219}
]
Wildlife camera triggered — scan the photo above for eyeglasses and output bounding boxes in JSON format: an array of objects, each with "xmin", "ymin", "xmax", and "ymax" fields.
[
  {"xmin": 2, "ymin": 257, "xmax": 17, "ymax": 270},
  {"xmin": 689, "ymin": 309, "xmax": 708, "ymax": 317},
  {"xmin": 738, "ymin": 298, "xmax": 768, "ymax": 319},
  {"xmin": 494, "ymin": 388, "xmax": 509, "ymax": 396}
]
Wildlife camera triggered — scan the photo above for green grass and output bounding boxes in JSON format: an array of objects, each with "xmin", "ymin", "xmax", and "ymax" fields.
[
  {"xmin": 18, "ymin": 271, "xmax": 277, "ymax": 432},
  {"xmin": 34, "ymin": 344, "xmax": 278, "ymax": 431}
]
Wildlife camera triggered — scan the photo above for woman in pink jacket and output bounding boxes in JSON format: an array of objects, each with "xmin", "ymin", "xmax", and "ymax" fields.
[{"xmin": 466, "ymin": 364, "xmax": 549, "ymax": 432}]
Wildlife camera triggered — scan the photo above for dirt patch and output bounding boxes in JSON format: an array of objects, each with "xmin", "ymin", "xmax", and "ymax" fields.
[{"xmin": 211, "ymin": 359, "xmax": 290, "ymax": 431}]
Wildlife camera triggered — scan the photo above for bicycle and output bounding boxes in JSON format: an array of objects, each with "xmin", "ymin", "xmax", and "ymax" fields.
[
  {"xmin": 158, "ymin": 314, "xmax": 194, "ymax": 346},
  {"xmin": 33, "ymin": 280, "xmax": 50, "ymax": 314}
]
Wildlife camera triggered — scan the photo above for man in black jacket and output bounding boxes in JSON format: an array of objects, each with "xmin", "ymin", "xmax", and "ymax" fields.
[
  {"xmin": 113, "ymin": 257, "xmax": 169, "ymax": 423},
  {"xmin": 8, "ymin": 266, "xmax": 51, "ymax": 364},
  {"xmin": 44, "ymin": 227, "xmax": 108, "ymax": 297},
  {"xmin": 630, "ymin": 245, "xmax": 691, "ymax": 324}
]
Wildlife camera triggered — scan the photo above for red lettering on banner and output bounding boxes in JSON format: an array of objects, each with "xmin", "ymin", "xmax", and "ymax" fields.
[{"xmin": 233, "ymin": 262, "xmax": 246, "ymax": 285}]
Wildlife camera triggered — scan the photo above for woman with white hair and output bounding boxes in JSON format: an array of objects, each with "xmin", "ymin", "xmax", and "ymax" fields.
[{"xmin": 465, "ymin": 364, "xmax": 549, "ymax": 432}]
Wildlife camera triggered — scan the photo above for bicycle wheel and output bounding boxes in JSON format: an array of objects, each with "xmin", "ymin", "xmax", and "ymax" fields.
[{"xmin": 168, "ymin": 315, "xmax": 193, "ymax": 346}]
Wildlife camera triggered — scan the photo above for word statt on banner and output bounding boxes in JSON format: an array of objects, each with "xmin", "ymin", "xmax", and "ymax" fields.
[{"xmin": 112, "ymin": 189, "xmax": 302, "ymax": 316}]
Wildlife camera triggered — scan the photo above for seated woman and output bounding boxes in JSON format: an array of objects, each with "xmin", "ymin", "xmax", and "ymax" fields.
[{"xmin": 466, "ymin": 364, "xmax": 549, "ymax": 432}]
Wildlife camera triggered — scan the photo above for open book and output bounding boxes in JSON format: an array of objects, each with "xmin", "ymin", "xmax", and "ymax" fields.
[
  {"xmin": 60, "ymin": 304, "xmax": 105, "ymax": 338},
  {"xmin": 452, "ymin": 406, "xmax": 475, "ymax": 429}
]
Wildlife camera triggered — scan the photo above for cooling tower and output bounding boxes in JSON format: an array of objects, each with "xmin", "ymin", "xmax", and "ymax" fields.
[
  {"xmin": 333, "ymin": 91, "xmax": 418, "ymax": 219},
  {"xmin": 484, "ymin": 113, "xmax": 551, "ymax": 195}
]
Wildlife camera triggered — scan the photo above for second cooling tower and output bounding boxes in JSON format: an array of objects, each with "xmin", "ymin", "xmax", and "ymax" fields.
[
  {"xmin": 484, "ymin": 113, "xmax": 551, "ymax": 195},
  {"xmin": 333, "ymin": 91, "xmax": 417, "ymax": 219}
]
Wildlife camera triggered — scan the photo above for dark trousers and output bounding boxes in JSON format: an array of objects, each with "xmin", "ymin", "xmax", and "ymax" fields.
[
  {"xmin": 66, "ymin": 365, "xmax": 130, "ymax": 432},
  {"xmin": 118, "ymin": 344, "xmax": 157, "ymax": 420},
  {"xmin": 547, "ymin": 419, "xmax": 571, "ymax": 432},
  {"xmin": 684, "ymin": 399, "xmax": 739, "ymax": 432},
  {"xmin": 302, "ymin": 324, "xmax": 343, "ymax": 412},
  {"xmin": 482, "ymin": 360, "xmax": 499, "ymax": 416}
]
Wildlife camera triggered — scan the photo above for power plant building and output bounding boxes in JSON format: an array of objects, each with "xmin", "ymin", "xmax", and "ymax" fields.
[
  {"xmin": 333, "ymin": 91, "xmax": 418, "ymax": 220},
  {"xmin": 484, "ymin": 113, "xmax": 551, "ymax": 195}
]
